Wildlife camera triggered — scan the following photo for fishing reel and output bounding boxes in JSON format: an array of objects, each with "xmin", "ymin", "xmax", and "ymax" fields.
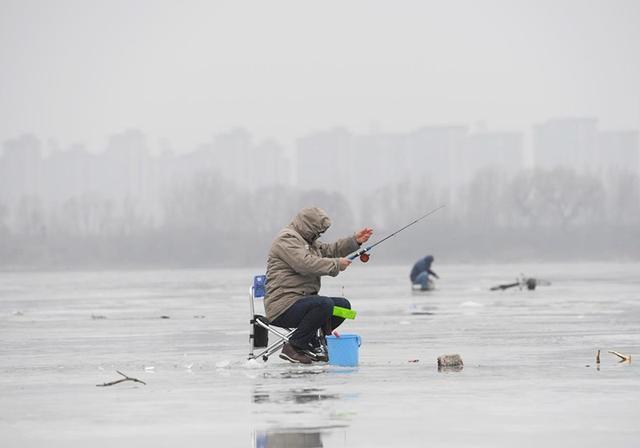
[{"xmin": 348, "ymin": 250, "xmax": 371, "ymax": 263}]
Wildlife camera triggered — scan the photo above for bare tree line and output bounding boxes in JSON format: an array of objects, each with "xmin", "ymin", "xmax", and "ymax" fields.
[{"xmin": 0, "ymin": 165, "xmax": 638, "ymax": 268}]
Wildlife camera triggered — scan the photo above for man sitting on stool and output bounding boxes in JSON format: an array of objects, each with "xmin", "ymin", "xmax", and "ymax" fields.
[{"xmin": 265, "ymin": 207, "xmax": 373, "ymax": 364}]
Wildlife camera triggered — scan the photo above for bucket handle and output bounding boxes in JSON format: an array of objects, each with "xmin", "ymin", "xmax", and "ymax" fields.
[{"xmin": 356, "ymin": 335, "xmax": 361, "ymax": 347}]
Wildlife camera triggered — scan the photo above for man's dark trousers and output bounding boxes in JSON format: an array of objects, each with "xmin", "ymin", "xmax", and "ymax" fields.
[{"xmin": 272, "ymin": 295, "xmax": 351, "ymax": 349}]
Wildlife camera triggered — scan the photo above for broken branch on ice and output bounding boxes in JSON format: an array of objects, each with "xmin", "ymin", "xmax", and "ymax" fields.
[
  {"xmin": 608, "ymin": 351, "xmax": 631, "ymax": 363},
  {"xmin": 96, "ymin": 370, "xmax": 147, "ymax": 387}
]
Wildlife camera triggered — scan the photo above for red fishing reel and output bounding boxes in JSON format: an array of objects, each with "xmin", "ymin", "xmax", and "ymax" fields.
[{"xmin": 359, "ymin": 252, "xmax": 370, "ymax": 263}]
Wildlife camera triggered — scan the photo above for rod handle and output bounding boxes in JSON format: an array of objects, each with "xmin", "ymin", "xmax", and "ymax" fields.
[{"xmin": 347, "ymin": 246, "xmax": 371, "ymax": 260}]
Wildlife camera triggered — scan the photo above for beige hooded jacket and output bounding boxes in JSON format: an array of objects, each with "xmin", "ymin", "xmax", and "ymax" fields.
[{"xmin": 264, "ymin": 207, "xmax": 360, "ymax": 321}]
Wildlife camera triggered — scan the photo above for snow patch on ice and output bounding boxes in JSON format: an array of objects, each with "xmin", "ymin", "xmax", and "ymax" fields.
[
  {"xmin": 216, "ymin": 359, "xmax": 232, "ymax": 368},
  {"xmin": 244, "ymin": 358, "xmax": 264, "ymax": 369},
  {"xmin": 460, "ymin": 301, "xmax": 483, "ymax": 307}
]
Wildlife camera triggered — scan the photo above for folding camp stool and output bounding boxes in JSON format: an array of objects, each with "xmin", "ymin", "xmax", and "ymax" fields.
[{"xmin": 248, "ymin": 275, "xmax": 296, "ymax": 361}]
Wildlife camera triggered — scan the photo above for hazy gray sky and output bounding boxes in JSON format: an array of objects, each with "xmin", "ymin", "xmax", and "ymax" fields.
[{"xmin": 1, "ymin": 0, "xmax": 639, "ymax": 151}]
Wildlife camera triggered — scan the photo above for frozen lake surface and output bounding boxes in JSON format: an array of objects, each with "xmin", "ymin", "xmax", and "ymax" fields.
[{"xmin": 1, "ymin": 262, "xmax": 639, "ymax": 447}]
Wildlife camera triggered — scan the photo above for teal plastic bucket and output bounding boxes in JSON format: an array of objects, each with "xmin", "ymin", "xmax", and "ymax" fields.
[{"xmin": 326, "ymin": 333, "xmax": 361, "ymax": 366}]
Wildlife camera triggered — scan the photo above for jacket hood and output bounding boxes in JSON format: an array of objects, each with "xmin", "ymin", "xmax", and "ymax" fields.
[{"xmin": 290, "ymin": 207, "xmax": 332, "ymax": 243}]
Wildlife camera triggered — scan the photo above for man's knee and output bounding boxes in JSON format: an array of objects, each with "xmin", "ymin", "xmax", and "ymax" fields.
[
  {"xmin": 414, "ymin": 271, "xmax": 428, "ymax": 285},
  {"xmin": 333, "ymin": 297, "xmax": 351, "ymax": 309},
  {"xmin": 314, "ymin": 296, "xmax": 334, "ymax": 315}
]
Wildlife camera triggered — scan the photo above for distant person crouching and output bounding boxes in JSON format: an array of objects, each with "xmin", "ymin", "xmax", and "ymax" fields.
[{"xmin": 410, "ymin": 255, "xmax": 439, "ymax": 291}]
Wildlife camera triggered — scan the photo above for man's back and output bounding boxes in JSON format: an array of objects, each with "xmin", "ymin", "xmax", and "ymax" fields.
[{"xmin": 410, "ymin": 255, "xmax": 434, "ymax": 282}]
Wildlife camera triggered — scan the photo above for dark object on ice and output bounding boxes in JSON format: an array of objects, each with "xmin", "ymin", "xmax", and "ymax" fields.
[
  {"xmin": 490, "ymin": 275, "xmax": 551, "ymax": 291},
  {"xmin": 410, "ymin": 255, "xmax": 440, "ymax": 291},
  {"xmin": 160, "ymin": 315, "xmax": 170, "ymax": 319},
  {"xmin": 91, "ymin": 314, "xmax": 107, "ymax": 320},
  {"xmin": 97, "ymin": 370, "xmax": 146, "ymax": 387},
  {"xmin": 438, "ymin": 354, "xmax": 463, "ymax": 372},
  {"xmin": 490, "ymin": 281, "xmax": 520, "ymax": 291},
  {"xmin": 253, "ymin": 320, "xmax": 269, "ymax": 348}
]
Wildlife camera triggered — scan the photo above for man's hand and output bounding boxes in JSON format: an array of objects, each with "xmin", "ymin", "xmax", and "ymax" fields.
[
  {"xmin": 355, "ymin": 227, "xmax": 373, "ymax": 244},
  {"xmin": 338, "ymin": 258, "xmax": 352, "ymax": 271}
]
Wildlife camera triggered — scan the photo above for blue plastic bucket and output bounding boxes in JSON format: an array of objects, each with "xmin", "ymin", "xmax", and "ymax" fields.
[{"xmin": 326, "ymin": 333, "xmax": 361, "ymax": 366}]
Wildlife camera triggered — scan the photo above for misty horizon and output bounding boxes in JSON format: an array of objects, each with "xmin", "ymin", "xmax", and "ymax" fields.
[
  {"xmin": 1, "ymin": 114, "xmax": 638, "ymax": 267},
  {"xmin": 1, "ymin": 0, "xmax": 640, "ymax": 267},
  {"xmin": 2, "ymin": 115, "xmax": 639, "ymax": 157}
]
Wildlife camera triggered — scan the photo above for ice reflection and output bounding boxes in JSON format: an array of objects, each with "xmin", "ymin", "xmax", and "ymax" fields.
[
  {"xmin": 277, "ymin": 369, "xmax": 327, "ymax": 379},
  {"xmin": 252, "ymin": 382, "xmax": 355, "ymax": 446},
  {"xmin": 407, "ymin": 303, "xmax": 438, "ymax": 315},
  {"xmin": 254, "ymin": 429, "xmax": 324, "ymax": 448},
  {"xmin": 438, "ymin": 364, "xmax": 464, "ymax": 372},
  {"xmin": 253, "ymin": 387, "xmax": 340, "ymax": 405}
]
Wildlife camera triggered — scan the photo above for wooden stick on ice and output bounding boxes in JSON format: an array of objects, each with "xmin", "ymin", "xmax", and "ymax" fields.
[
  {"xmin": 96, "ymin": 370, "xmax": 147, "ymax": 387},
  {"xmin": 608, "ymin": 351, "xmax": 631, "ymax": 363}
]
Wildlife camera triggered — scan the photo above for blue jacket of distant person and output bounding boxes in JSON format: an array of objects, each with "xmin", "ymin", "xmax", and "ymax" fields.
[{"xmin": 410, "ymin": 255, "xmax": 438, "ymax": 283}]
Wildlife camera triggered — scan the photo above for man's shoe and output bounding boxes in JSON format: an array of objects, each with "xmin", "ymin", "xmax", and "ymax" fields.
[
  {"xmin": 308, "ymin": 346, "xmax": 329, "ymax": 362},
  {"xmin": 279, "ymin": 342, "xmax": 313, "ymax": 364},
  {"xmin": 303, "ymin": 338, "xmax": 329, "ymax": 362}
]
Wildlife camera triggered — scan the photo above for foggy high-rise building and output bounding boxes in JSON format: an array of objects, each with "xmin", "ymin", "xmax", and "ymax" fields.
[
  {"xmin": 210, "ymin": 128, "xmax": 291, "ymax": 190},
  {"xmin": 212, "ymin": 128, "xmax": 252, "ymax": 186},
  {"xmin": 100, "ymin": 129, "xmax": 151, "ymax": 201},
  {"xmin": 252, "ymin": 139, "xmax": 291, "ymax": 189},
  {"xmin": 533, "ymin": 118, "xmax": 599, "ymax": 171},
  {"xmin": 42, "ymin": 144, "xmax": 95, "ymax": 204},
  {"xmin": 596, "ymin": 130, "xmax": 639, "ymax": 176},
  {"xmin": 0, "ymin": 134, "xmax": 42, "ymax": 206},
  {"xmin": 463, "ymin": 130, "xmax": 525, "ymax": 180},
  {"xmin": 296, "ymin": 127, "xmax": 352, "ymax": 194}
]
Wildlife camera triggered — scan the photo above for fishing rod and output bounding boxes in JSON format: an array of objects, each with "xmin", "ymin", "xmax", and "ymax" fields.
[{"xmin": 348, "ymin": 205, "xmax": 446, "ymax": 263}]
